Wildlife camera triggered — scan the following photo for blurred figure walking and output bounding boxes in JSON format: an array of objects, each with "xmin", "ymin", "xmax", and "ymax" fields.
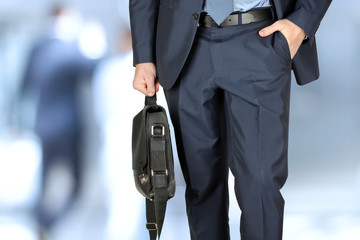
[{"xmin": 21, "ymin": 5, "xmax": 97, "ymax": 239}]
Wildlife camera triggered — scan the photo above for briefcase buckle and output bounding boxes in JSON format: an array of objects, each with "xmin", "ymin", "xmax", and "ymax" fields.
[
  {"xmin": 146, "ymin": 223, "xmax": 158, "ymax": 231},
  {"xmin": 151, "ymin": 124, "xmax": 165, "ymax": 136}
]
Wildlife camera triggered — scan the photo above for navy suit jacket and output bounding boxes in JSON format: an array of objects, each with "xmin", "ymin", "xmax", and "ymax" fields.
[{"xmin": 130, "ymin": 0, "xmax": 332, "ymax": 89}]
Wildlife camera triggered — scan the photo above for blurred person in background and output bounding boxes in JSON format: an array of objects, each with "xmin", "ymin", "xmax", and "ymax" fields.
[{"xmin": 21, "ymin": 4, "xmax": 98, "ymax": 240}]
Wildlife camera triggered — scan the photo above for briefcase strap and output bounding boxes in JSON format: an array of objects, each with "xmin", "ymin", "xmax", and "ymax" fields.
[
  {"xmin": 146, "ymin": 188, "xmax": 168, "ymax": 240},
  {"xmin": 145, "ymin": 104, "xmax": 170, "ymax": 240},
  {"xmin": 145, "ymin": 95, "xmax": 157, "ymax": 106}
]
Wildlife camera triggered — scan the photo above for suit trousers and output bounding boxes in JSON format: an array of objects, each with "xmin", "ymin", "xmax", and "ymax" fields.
[{"xmin": 164, "ymin": 19, "xmax": 292, "ymax": 240}]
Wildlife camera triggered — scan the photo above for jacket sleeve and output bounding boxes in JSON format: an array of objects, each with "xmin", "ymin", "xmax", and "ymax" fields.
[
  {"xmin": 129, "ymin": 0, "xmax": 159, "ymax": 66},
  {"xmin": 286, "ymin": 0, "xmax": 332, "ymax": 42}
]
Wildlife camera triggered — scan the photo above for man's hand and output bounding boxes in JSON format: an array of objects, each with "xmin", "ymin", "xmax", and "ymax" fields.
[
  {"xmin": 259, "ymin": 19, "xmax": 306, "ymax": 59},
  {"xmin": 133, "ymin": 62, "xmax": 159, "ymax": 96}
]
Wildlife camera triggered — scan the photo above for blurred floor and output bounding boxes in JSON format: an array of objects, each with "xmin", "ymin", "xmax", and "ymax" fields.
[{"xmin": 1, "ymin": 0, "xmax": 360, "ymax": 239}]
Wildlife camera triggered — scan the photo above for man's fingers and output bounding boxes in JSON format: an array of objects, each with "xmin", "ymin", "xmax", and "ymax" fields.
[
  {"xmin": 155, "ymin": 81, "xmax": 160, "ymax": 92},
  {"xmin": 259, "ymin": 20, "xmax": 284, "ymax": 37},
  {"xmin": 259, "ymin": 22, "xmax": 280, "ymax": 37},
  {"xmin": 145, "ymin": 75, "xmax": 156, "ymax": 96},
  {"xmin": 133, "ymin": 76, "xmax": 156, "ymax": 96},
  {"xmin": 133, "ymin": 62, "xmax": 158, "ymax": 96},
  {"xmin": 133, "ymin": 79, "xmax": 147, "ymax": 95}
]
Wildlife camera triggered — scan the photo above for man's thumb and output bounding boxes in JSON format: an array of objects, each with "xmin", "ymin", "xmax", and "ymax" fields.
[
  {"xmin": 146, "ymin": 78, "xmax": 156, "ymax": 96},
  {"xmin": 259, "ymin": 24, "xmax": 277, "ymax": 37}
]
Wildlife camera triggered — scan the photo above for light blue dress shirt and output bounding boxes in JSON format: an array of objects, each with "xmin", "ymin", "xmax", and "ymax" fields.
[{"xmin": 234, "ymin": 0, "xmax": 271, "ymax": 12}]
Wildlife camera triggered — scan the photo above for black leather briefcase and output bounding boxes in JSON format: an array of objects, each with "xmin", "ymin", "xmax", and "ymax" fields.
[{"xmin": 132, "ymin": 94, "xmax": 175, "ymax": 240}]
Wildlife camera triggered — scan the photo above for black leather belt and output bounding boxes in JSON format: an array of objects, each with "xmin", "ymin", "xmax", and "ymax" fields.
[{"xmin": 199, "ymin": 8, "xmax": 273, "ymax": 28}]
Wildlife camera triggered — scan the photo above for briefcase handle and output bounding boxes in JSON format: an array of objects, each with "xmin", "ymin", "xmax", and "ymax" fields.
[{"xmin": 145, "ymin": 94, "xmax": 157, "ymax": 106}]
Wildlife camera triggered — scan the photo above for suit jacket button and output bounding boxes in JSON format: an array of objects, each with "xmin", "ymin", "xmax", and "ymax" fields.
[{"xmin": 192, "ymin": 13, "xmax": 199, "ymax": 20}]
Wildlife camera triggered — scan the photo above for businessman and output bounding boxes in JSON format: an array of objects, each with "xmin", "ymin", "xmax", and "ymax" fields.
[{"xmin": 130, "ymin": 0, "xmax": 331, "ymax": 239}]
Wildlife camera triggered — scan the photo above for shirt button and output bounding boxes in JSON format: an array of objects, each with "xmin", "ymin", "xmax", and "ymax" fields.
[{"xmin": 192, "ymin": 13, "xmax": 199, "ymax": 20}]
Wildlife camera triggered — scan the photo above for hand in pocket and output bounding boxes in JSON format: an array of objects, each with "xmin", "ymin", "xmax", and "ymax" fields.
[{"xmin": 258, "ymin": 19, "xmax": 306, "ymax": 59}]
